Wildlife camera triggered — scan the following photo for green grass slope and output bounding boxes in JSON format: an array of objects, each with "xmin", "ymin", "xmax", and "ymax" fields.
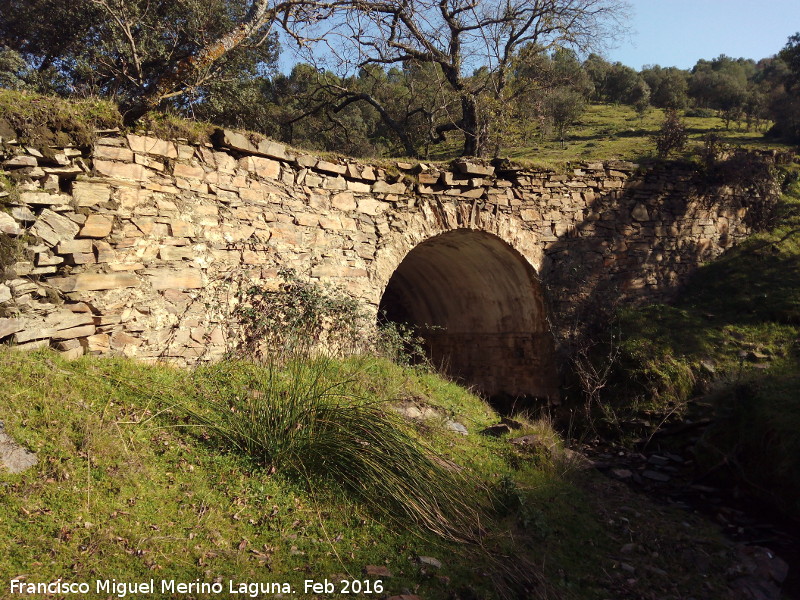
[{"xmin": 0, "ymin": 349, "xmax": 740, "ymax": 599}]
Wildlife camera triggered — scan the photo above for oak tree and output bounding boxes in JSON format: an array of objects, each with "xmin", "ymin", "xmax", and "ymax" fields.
[{"xmin": 308, "ymin": 0, "xmax": 628, "ymax": 157}]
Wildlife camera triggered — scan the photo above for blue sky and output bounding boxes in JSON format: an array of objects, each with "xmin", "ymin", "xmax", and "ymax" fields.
[
  {"xmin": 606, "ymin": 0, "xmax": 800, "ymax": 70},
  {"xmin": 279, "ymin": 1, "xmax": 800, "ymax": 73}
]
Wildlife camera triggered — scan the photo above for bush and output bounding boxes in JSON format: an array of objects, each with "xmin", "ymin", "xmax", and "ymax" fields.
[
  {"xmin": 234, "ymin": 268, "xmax": 368, "ymax": 360},
  {"xmin": 684, "ymin": 107, "xmax": 716, "ymax": 118},
  {"xmin": 652, "ymin": 109, "xmax": 688, "ymax": 158}
]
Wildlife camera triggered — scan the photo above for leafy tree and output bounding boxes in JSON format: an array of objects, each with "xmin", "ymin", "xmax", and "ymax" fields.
[
  {"xmin": 688, "ymin": 55, "xmax": 756, "ymax": 128},
  {"xmin": 544, "ymin": 86, "xmax": 586, "ymax": 148},
  {"xmin": 0, "ymin": 0, "xmax": 301, "ymax": 121},
  {"xmin": 766, "ymin": 33, "xmax": 800, "ymax": 142},
  {"xmin": 629, "ymin": 78, "xmax": 651, "ymax": 118},
  {"xmin": 583, "ymin": 53, "xmax": 610, "ymax": 101},
  {"xmin": 307, "ymin": 0, "xmax": 629, "ymax": 157},
  {"xmin": 0, "ymin": 48, "xmax": 28, "ymax": 90},
  {"xmin": 641, "ymin": 65, "xmax": 688, "ymax": 109}
]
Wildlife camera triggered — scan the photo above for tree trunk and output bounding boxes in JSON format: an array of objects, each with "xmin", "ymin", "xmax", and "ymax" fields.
[
  {"xmin": 122, "ymin": 0, "xmax": 276, "ymax": 124},
  {"xmin": 460, "ymin": 95, "xmax": 480, "ymax": 157}
]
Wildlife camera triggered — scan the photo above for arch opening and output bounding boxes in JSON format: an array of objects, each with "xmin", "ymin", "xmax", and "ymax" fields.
[{"xmin": 378, "ymin": 230, "xmax": 559, "ymax": 407}]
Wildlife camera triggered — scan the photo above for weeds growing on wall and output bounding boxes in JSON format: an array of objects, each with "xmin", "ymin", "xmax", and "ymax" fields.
[
  {"xmin": 0, "ymin": 89, "xmax": 121, "ymax": 147},
  {"xmin": 234, "ymin": 268, "xmax": 368, "ymax": 360},
  {"xmin": 234, "ymin": 268, "xmax": 432, "ymax": 367}
]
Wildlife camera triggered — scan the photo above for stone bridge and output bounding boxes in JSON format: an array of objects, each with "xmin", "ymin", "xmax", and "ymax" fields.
[{"xmin": 0, "ymin": 129, "xmax": 770, "ymax": 401}]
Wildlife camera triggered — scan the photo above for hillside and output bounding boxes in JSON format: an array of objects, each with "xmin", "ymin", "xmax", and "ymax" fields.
[{"xmin": 0, "ymin": 349, "xmax": 781, "ymax": 599}]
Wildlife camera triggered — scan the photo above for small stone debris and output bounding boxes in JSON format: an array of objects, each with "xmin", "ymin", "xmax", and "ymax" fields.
[
  {"xmin": 417, "ymin": 556, "xmax": 442, "ymax": 569},
  {"xmin": 641, "ymin": 470, "xmax": 671, "ymax": 483},
  {"xmin": 364, "ymin": 565, "xmax": 392, "ymax": 577},
  {"xmin": 446, "ymin": 420, "xmax": 468, "ymax": 436},
  {"xmin": 611, "ymin": 468, "xmax": 633, "ymax": 480},
  {"xmin": 509, "ymin": 434, "xmax": 541, "ymax": 446},
  {"xmin": 0, "ymin": 422, "xmax": 38, "ymax": 474},
  {"xmin": 480, "ymin": 423, "xmax": 512, "ymax": 436},
  {"xmin": 500, "ymin": 417, "xmax": 523, "ymax": 430}
]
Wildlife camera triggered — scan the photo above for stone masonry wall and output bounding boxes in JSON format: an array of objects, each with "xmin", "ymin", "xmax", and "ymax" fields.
[{"xmin": 0, "ymin": 127, "xmax": 774, "ymax": 385}]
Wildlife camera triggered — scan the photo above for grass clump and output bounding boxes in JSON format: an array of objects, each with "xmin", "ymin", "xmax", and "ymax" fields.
[
  {"xmin": 186, "ymin": 358, "xmax": 486, "ymax": 542},
  {"xmin": 134, "ymin": 110, "xmax": 215, "ymax": 145}
]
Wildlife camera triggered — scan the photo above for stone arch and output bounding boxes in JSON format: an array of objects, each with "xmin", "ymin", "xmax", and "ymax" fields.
[{"xmin": 377, "ymin": 228, "xmax": 559, "ymax": 403}]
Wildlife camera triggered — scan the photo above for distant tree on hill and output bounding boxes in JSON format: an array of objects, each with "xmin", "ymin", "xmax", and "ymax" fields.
[
  {"xmin": 544, "ymin": 86, "xmax": 586, "ymax": 148},
  {"xmin": 767, "ymin": 33, "xmax": 800, "ymax": 142},
  {"xmin": 641, "ymin": 65, "xmax": 689, "ymax": 109}
]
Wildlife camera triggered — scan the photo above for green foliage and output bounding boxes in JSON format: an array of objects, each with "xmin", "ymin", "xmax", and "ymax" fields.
[
  {"xmin": 234, "ymin": 268, "xmax": 368, "ymax": 360},
  {"xmin": 697, "ymin": 368, "xmax": 800, "ymax": 516},
  {"xmin": 651, "ymin": 109, "xmax": 688, "ymax": 157},
  {"xmin": 543, "ymin": 87, "xmax": 586, "ymax": 146},
  {"xmin": 766, "ymin": 32, "xmax": 800, "ymax": 142},
  {"xmin": 641, "ymin": 65, "xmax": 689, "ymax": 109},
  {"xmin": 0, "ymin": 48, "xmax": 28, "ymax": 90},
  {"xmin": 0, "ymin": 0, "xmax": 279, "ymax": 114}
]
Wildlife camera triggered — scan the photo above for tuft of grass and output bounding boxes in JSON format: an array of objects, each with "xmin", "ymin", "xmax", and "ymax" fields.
[
  {"xmin": 186, "ymin": 358, "xmax": 487, "ymax": 542},
  {"xmin": 134, "ymin": 110, "xmax": 215, "ymax": 145}
]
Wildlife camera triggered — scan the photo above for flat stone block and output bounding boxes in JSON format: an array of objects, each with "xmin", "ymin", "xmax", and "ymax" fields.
[
  {"xmin": 94, "ymin": 160, "xmax": 151, "ymax": 181},
  {"xmin": 127, "ymin": 134, "xmax": 177, "ymax": 158},
  {"xmin": 72, "ymin": 181, "xmax": 112, "ymax": 207},
  {"xmin": 79, "ymin": 214, "xmax": 114, "ymax": 238},
  {"xmin": 94, "ymin": 145, "xmax": 134, "ymax": 162},
  {"xmin": 173, "ymin": 163, "xmax": 205, "ymax": 180},
  {"xmin": 147, "ymin": 268, "xmax": 203, "ymax": 290},
  {"xmin": 52, "ymin": 324, "xmax": 96, "ymax": 340},
  {"xmin": 20, "ymin": 191, "xmax": 71, "ymax": 206},
  {"xmin": 50, "ymin": 273, "xmax": 139, "ymax": 292},
  {"xmin": 0, "ymin": 318, "xmax": 23, "ymax": 339}
]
